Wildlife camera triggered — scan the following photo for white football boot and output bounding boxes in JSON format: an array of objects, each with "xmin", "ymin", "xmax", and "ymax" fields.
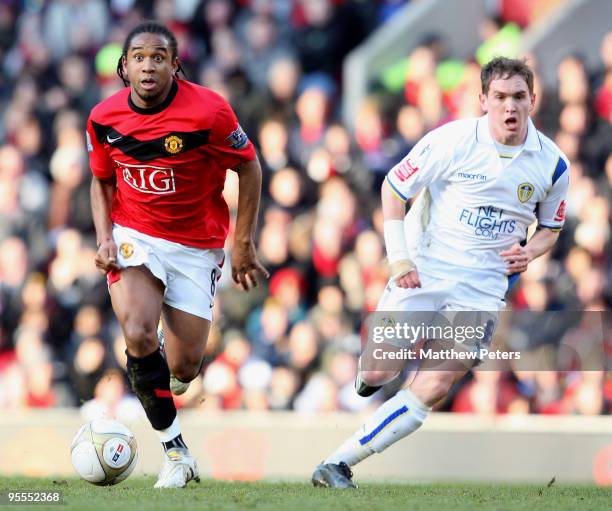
[
  {"xmin": 154, "ymin": 448, "xmax": 200, "ymax": 489},
  {"xmin": 157, "ymin": 326, "xmax": 191, "ymax": 396},
  {"xmin": 170, "ymin": 375, "xmax": 190, "ymax": 396}
]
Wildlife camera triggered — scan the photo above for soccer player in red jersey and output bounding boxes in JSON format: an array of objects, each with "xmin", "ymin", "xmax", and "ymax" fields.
[{"xmin": 86, "ymin": 21, "xmax": 269, "ymax": 488}]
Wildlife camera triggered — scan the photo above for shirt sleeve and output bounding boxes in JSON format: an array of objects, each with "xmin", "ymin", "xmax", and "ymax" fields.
[
  {"xmin": 385, "ymin": 127, "xmax": 450, "ymax": 202},
  {"xmin": 207, "ymin": 100, "xmax": 256, "ymax": 170},
  {"xmin": 86, "ymin": 115, "xmax": 114, "ymax": 179},
  {"xmin": 536, "ymin": 155, "xmax": 570, "ymax": 231}
]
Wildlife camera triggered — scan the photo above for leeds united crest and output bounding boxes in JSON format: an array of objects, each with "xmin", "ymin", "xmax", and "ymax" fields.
[{"xmin": 517, "ymin": 182, "xmax": 534, "ymax": 203}]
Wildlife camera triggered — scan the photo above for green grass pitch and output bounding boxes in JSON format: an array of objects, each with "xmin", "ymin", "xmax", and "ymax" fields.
[{"xmin": 1, "ymin": 477, "xmax": 611, "ymax": 511}]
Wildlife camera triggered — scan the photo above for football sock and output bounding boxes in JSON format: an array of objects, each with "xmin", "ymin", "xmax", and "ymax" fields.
[
  {"xmin": 323, "ymin": 387, "xmax": 430, "ymax": 466},
  {"xmin": 126, "ymin": 349, "xmax": 177, "ymax": 431},
  {"xmin": 163, "ymin": 434, "xmax": 188, "ymax": 451},
  {"xmin": 155, "ymin": 416, "xmax": 189, "ymax": 452}
]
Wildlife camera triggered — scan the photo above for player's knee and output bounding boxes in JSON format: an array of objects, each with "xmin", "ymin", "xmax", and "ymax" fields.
[
  {"xmin": 122, "ymin": 318, "xmax": 158, "ymax": 352},
  {"xmin": 360, "ymin": 369, "xmax": 399, "ymax": 387}
]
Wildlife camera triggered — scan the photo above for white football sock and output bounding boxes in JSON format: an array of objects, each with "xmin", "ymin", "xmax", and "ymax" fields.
[
  {"xmin": 154, "ymin": 415, "xmax": 181, "ymax": 443},
  {"xmin": 323, "ymin": 388, "xmax": 430, "ymax": 466}
]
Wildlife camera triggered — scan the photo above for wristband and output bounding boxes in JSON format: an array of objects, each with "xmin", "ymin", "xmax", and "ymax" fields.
[
  {"xmin": 389, "ymin": 259, "xmax": 416, "ymax": 280},
  {"xmin": 384, "ymin": 219, "xmax": 415, "ymax": 280},
  {"xmin": 383, "ymin": 219, "xmax": 409, "ymax": 264}
]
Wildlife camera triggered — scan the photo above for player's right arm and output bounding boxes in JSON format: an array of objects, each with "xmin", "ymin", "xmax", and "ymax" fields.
[
  {"xmin": 382, "ymin": 126, "xmax": 450, "ymax": 288},
  {"xmin": 382, "ymin": 180, "xmax": 420, "ymax": 288},
  {"xmin": 91, "ymin": 176, "xmax": 119, "ymax": 274},
  {"xmin": 86, "ymin": 114, "xmax": 119, "ymax": 274}
]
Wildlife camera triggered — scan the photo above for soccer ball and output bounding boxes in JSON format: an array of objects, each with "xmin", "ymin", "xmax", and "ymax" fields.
[{"xmin": 71, "ymin": 419, "xmax": 138, "ymax": 485}]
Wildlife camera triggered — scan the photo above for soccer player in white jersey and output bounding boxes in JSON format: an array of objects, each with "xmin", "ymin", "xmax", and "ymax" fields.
[{"xmin": 312, "ymin": 57, "xmax": 570, "ymax": 488}]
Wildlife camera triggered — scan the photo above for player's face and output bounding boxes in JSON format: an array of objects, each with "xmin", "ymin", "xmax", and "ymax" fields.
[
  {"xmin": 479, "ymin": 75, "xmax": 535, "ymax": 146},
  {"xmin": 123, "ymin": 33, "xmax": 178, "ymax": 108}
]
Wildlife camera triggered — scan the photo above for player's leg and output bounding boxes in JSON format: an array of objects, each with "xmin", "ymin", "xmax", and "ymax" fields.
[
  {"xmin": 313, "ymin": 281, "xmax": 437, "ymax": 488},
  {"xmin": 333, "ymin": 364, "xmax": 466, "ymax": 463},
  {"xmin": 161, "ymin": 304, "xmax": 211, "ymax": 394},
  {"xmin": 151, "ymin": 303, "xmax": 209, "ymax": 488},
  {"xmin": 334, "ymin": 304, "xmax": 500, "ymax": 473},
  {"xmin": 353, "ymin": 282, "xmax": 418, "ymax": 397},
  {"xmin": 109, "ymin": 266, "xmax": 179, "ymax": 438},
  {"xmin": 159, "ymin": 246, "xmax": 222, "ymax": 395},
  {"xmin": 313, "ymin": 352, "xmax": 470, "ymax": 489},
  {"xmin": 110, "ymin": 266, "xmax": 197, "ymax": 488},
  {"xmin": 150, "ymin": 248, "xmax": 220, "ymax": 488}
]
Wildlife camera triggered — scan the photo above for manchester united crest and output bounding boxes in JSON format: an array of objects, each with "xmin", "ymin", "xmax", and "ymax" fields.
[
  {"xmin": 517, "ymin": 182, "xmax": 534, "ymax": 203},
  {"xmin": 164, "ymin": 135, "xmax": 183, "ymax": 154},
  {"xmin": 119, "ymin": 242, "xmax": 134, "ymax": 259}
]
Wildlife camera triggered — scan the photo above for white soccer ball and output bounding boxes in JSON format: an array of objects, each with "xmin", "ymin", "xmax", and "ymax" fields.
[{"xmin": 71, "ymin": 419, "xmax": 138, "ymax": 486}]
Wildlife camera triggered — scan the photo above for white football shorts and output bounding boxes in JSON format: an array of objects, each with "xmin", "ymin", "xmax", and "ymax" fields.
[
  {"xmin": 377, "ymin": 272, "xmax": 506, "ymax": 312},
  {"xmin": 376, "ymin": 273, "xmax": 505, "ymax": 352},
  {"xmin": 111, "ymin": 224, "xmax": 224, "ymax": 321}
]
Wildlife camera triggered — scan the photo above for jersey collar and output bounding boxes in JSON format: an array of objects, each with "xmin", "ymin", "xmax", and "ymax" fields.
[
  {"xmin": 128, "ymin": 80, "xmax": 179, "ymax": 115},
  {"xmin": 476, "ymin": 114, "xmax": 542, "ymax": 151}
]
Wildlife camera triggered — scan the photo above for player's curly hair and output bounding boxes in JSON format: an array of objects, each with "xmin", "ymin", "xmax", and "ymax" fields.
[
  {"xmin": 116, "ymin": 20, "xmax": 185, "ymax": 86},
  {"xmin": 481, "ymin": 57, "xmax": 534, "ymax": 95}
]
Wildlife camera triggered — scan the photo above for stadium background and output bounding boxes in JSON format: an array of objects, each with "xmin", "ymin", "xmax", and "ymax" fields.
[{"xmin": 0, "ymin": 0, "xmax": 610, "ymax": 482}]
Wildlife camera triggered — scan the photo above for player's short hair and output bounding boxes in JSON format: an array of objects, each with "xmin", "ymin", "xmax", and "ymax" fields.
[
  {"xmin": 481, "ymin": 57, "xmax": 534, "ymax": 95},
  {"xmin": 116, "ymin": 20, "xmax": 184, "ymax": 86}
]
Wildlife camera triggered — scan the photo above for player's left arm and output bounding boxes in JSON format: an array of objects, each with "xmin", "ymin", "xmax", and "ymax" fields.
[
  {"xmin": 501, "ymin": 228, "xmax": 559, "ymax": 274},
  {"xmin": 231, "ymin": 157, "xmax": 269, "ymax": 291},
  {"xmin": 209, "ymin": 98, "xmax": 269, "ymax": 290},
  {"xmin": 501, "ymin": 155, "xmax": 569, "ymax": 274}
]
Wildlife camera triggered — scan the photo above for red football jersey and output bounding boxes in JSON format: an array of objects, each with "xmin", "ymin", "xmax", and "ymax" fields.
[{"xmin": 86, "ymin": 79, "xmax": 256, "ymax": 248}]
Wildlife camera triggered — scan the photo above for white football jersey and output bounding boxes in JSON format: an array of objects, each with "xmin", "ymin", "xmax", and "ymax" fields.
[{"xmin": 386, "ymin": 114, "xmax": 570, "ymax": 300}]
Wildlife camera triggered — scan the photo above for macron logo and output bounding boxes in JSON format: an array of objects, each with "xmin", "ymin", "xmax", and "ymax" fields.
[
  {"xmin": 457, "ymin": 172, "xmax": 487, "ymax": 181},
  {"xmin": 393, "ymin": 159, "xmax": 420, "ymax": 182}
]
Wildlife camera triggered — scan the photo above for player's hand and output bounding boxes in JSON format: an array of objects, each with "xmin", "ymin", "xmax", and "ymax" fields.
[
  {"xmin": 389, "ymin": 258, "xmax": 421, "ymax": 288},
  {"xmin": 231, "ymin": 240, "xmax": 270, "ymax": 291},
  {"xmin": 395, "ymin": 268, "xmax": 421, "ymax": 289},
  {"xmin": 95, "ymin": 239, "xmax": 120, "ymax": 274},
  {"xmin": 500, "ymin": 243, "xmax": 532, "ymax": 274}
]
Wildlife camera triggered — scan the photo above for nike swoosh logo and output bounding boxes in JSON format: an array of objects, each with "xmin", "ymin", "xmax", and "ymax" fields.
[{"xmin": 107, "ymin": 135, "xmax": 122, "ymax": 144}]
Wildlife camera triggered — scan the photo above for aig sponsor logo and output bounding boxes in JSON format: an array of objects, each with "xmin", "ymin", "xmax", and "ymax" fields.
[{"xmin": 115, "ymin": 160, "xmax": 176, "ymax": 194}]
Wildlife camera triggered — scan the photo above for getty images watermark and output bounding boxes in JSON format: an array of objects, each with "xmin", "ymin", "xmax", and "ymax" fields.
[
  {"xmin": 369, "ymin": 317, "xmax": 516, "ymax": 362},
  {"xmin": 361, "ymin": 311, "xmax": 610, "ymax": 371}
]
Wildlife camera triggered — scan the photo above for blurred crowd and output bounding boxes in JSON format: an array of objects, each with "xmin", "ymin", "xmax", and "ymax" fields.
[{"xmin": 0, "ymin": 0, "xmax": 610, "ymax": 420}]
